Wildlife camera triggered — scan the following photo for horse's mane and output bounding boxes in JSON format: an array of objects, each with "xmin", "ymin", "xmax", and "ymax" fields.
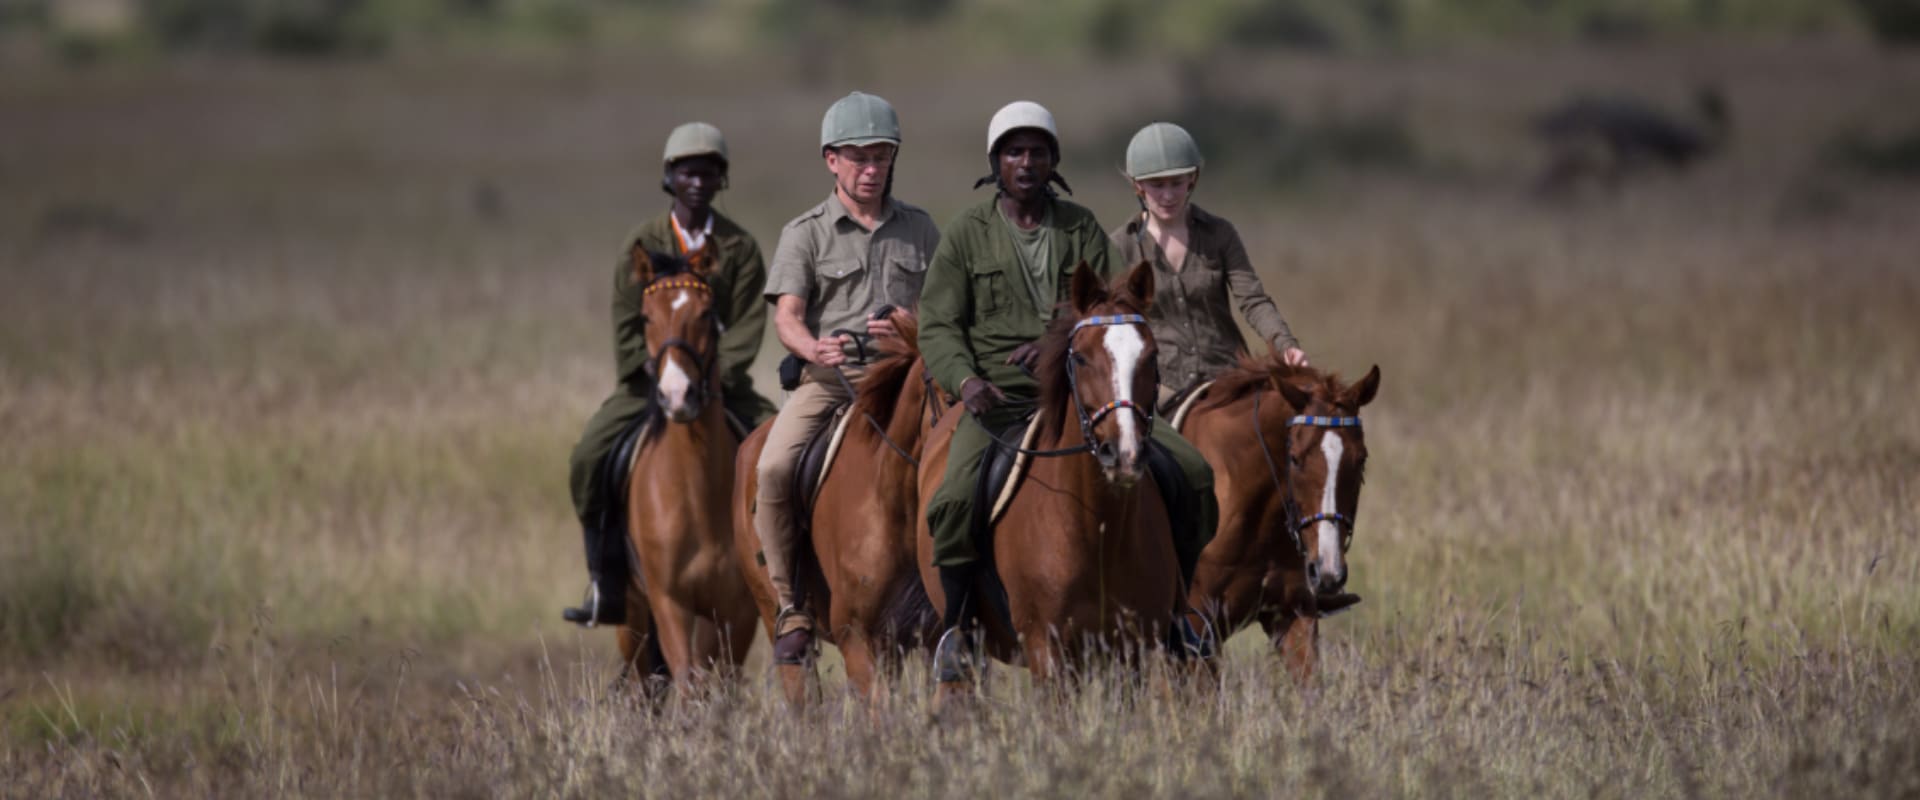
[
  {"xmin": 1196, "ymin": 352, "xmax": 1346, "ymax": 413},
  {"xmin": 1034, "ymin": 287, "xmax": 1151, "ymax": 444},
  {"xmin": 850, "ymin": 308, "xmax": 922, "ymax": 428}
]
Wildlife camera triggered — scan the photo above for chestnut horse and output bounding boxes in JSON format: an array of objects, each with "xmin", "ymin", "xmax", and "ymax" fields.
[
  {"xmin": 1180, "ymin": 358, "xmax": 1378, "ymax": 680},
  {"xmin": 916, "ymin": 262, "xmax": 1185, "ymax": 695},
  {"xmin": 617, "ymin": 247, "xmax": 758, "ymax": 686},
  {"xmin": 731, "ymin": 309, "xmax": 941, "ymax": 704}
]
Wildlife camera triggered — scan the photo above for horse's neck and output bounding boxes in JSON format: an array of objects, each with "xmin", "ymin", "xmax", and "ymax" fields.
[
  {"xmin": 887, "ymin": 360, "xmax": 930, "ymax": 450},
  {"xmin": 1030, "ymin": 422, "xmax": 1140, "ymax": 532}
]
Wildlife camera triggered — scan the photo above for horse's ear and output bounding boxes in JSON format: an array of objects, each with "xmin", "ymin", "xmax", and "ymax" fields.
[
  {"xmin": 1347, "ymin": 365, "xmax": 1381, "ymax": 408},
  {"xmin": 1119, "ymin": 260, "xmax": 1155, "ymax": 312},
  {"xmin": 1272, "ymin": 373, "xmax": 1313, "ymax": 411},
  {"xmin": 629, "ymin": 242, "xmax": 656, "ymax": 285},
  {"xmin": 1069, "ymin": 260, "xmax": 1105, "ymax": 314},
  {"xmin": 686, "ymin": 248, "xmax": 713, "ymax": 277}
]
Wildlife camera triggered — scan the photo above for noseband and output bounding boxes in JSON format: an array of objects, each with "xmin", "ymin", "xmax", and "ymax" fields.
[
  {"xmin": 1253, "ymin": 390, "xmax": 1362, "ymax": 561},
  {"xmin": 641, "ymin": 276, "xmax": 718, "ymax": 417},
  {"xmin": 1065, "ymin": 314, "xmax": 1156, "ymax": 465}
]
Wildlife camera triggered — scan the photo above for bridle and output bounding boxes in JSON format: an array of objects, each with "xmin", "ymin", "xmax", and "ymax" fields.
[
  {"xmin": 1252, "ymin": 385, "xmax": 1361, "ymax": 562},
  {"xmin": 979, "ymin": 313, "xmax": 1157, "ymax": 466},
  {"xmin": 1065, "ymin": 314, "xmax": 1156, "ymax": 467},
  {"xmin": 640, "ymin": 275, "xmax": 720, "ymax": 418}
]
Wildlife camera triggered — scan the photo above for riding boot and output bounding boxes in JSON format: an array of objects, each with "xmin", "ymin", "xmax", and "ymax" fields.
[
  {"xmin": 562, "ymin": 523, "xmax": 629, "ymax": 627},
  {"xmin": 932, "ymin": 563, "xmax": 978, "ymax": 683},
  {"xmin": 771, "ymin": 606, "xmax": 815, "ymax": 665}
]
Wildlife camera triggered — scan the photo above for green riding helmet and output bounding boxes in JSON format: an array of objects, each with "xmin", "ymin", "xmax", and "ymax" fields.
[
  {"xmin": 822, "ymin": 92, "xmax": 902, "ymax": 150},
  {"xmin": 1124, "ymin": 122, "xmax": 1202, "ymax": 180},
  {"xmin": 663, "ymin": 122, "xmax": 729, "ymax": 166}
]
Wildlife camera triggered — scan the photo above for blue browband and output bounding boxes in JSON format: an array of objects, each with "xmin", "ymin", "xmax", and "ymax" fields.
[
  {"xmin": 1284, "ymin": 412, "xmax": 1361, "ymax": 549},
  {"xmin": 1288, "ymin": 415, "xmax": 1362, "ymax": 428},
  {"xmin": 1071, "ymin": 313, "xmax": 1149, "ymax": 334}
]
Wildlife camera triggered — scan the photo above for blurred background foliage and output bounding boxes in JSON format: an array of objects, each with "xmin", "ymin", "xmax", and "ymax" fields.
[{"xmin": 4, "ymin": 0, "xmax": 1914, "ymax": 64}]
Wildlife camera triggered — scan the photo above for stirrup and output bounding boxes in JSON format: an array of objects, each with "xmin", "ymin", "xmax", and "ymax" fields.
[
  {"xmin": 932, "ymin": 627, "xmax": 976, "ymax": 684},
  {"xmin": 1176, "ymin": 613, "xmax": 1217, "ymax": 661},
  {"xmin": 561, "ymin": 583, "xmax": 602, "ymax": 627},
  {"xmin": 774, "ymin": 604, "xmax": 815, "ymax": 634},
  {"xmin": 562, "ymin": 582, "xmax": 624, "ymax": 628}
]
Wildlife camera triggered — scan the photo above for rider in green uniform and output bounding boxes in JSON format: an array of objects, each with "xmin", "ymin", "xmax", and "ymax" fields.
[
  {"xmin": 562, "ymin": 122, "xmax": 775, "ymax": 627},
  {"xmin": 917, "ymin": 102, "xmax": 1218, "ymax": 675}
]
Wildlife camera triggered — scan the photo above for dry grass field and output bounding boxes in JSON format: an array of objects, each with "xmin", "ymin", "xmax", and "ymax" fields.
[{"xmin": 3, "ymin": 37, "xmax": 1919, "ymax": 797}]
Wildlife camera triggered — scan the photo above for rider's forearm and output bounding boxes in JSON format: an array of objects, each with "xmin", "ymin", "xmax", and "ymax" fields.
[{"xmin": 772, "ymin": 296, "xmax": 825, "ymax": 363}]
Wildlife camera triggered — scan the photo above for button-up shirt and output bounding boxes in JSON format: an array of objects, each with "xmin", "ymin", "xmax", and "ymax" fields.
[
  {"xmin": 1111, "ymin": 204, "xmax": 1300, "ymax": 393},
  {"xmin": 764, "ymin": 192, "xmax": 941, "ymax": 362}
]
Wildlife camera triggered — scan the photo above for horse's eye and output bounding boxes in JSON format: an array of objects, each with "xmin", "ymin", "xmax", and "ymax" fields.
[{"xmin": 1071, "ymin": 353, "xmax": 1089, "ymax": 367}]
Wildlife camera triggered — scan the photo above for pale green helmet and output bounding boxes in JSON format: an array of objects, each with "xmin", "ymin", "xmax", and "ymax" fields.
[
  {"xmin": 821, "ymin": 92, "xmax": 902, "ymax": 149},
  {"xmin": 663, "ymin": 122, "xmax": 728, "ymax": 166},
  {"xmin": 1124, "ymin": 122, "xmax": 1202, "ymax": 180}
]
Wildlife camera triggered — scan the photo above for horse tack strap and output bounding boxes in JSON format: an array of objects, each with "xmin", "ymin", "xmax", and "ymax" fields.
[
  {"xmin": 1086, "ymin": 399, "xmax": 1146, "ymax": 428},
  {"xmin": 643, "ymin": 278, "xmax": 711, "ymax": 296},
  {"xmin": 1070, "ymin": 313, "xmax": 1148, "ymax": 333},
  {"xmin": 1288, "ymin": 415, "xmax": 1362, "ymax": 428}
]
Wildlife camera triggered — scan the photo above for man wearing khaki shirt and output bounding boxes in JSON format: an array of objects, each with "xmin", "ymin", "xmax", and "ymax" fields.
[{"xmin": 756, "ymin": 92, "xmax": 941, "ymax": 663}]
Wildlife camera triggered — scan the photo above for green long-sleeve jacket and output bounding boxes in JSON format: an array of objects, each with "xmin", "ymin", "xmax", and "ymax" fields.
[
  {"xmin": 613, "ymin": 211, "xmax": 770, "ymax": 404},
  {"xmin": 919, "ymin": 196, "xmax": 1117, "ymax": 399}
]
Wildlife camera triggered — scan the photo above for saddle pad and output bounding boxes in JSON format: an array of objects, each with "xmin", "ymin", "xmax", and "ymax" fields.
[
  {"xmin": 988, "ymin": 414, "xmax": 1043, "ymax": 526},
  {"xmin": 811, "ymin": 403, "xmax": 858, "ymax": 497},
  {"xmin": 1170, "ymin": 380, "xmax": 1216, "ymax": 433}
]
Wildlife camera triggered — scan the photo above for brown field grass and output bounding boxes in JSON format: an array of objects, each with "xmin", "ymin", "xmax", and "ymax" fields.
[{"xmin": 3, "ymin": 38, "xmax": 1919, "ymax": 797}]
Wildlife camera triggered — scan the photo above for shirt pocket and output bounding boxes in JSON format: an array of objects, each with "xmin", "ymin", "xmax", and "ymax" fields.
[
  {"xmin": 813, "ymin": 255, "xmax": 868, "ymax": 311},
  {"xmin": 971, "ymin": 258, "xmax": 1016, "ymax": 320},
  {"xmin": 884, "ymin": 255, "xmax": 930, "ymax": 308}
]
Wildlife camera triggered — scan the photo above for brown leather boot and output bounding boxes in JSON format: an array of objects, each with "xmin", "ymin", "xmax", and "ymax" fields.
[{"xmin": 771, "ymin": 606, "xmax": 815, "ymax": 665}]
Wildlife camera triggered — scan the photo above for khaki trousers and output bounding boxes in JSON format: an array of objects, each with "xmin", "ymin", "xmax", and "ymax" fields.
[{"xmin": 753, "ymin": 365, "xmax": 864, "ymax": 632}]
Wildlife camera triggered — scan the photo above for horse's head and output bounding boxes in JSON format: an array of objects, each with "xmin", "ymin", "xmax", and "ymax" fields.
[
  {"xmin": 1041, "ymin": 261, "xmax": 1161, "ymax": 488},
  {"xmin": 633, "ymin": 245, "xmax": 720, "ymax": 424},
  {"xmin": 1274, "ymin": 364, "xmax": 1380, "ymax": 596}
]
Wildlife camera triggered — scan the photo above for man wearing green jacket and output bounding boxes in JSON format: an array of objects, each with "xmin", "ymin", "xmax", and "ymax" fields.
[
  {"xmin": 562, "ymin": 122, "xmax": 776, "ymax": 628},
  {"xmin": 917, "ymin": 102, "xmax": 1218, "ymax": 671}
]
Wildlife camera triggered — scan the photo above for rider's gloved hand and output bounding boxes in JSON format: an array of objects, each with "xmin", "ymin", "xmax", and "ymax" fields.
[
  {"xmin": 1006, "ymin": 342, "xmax": 1042, "ymax": 372},
  {"xmin": 959, "ymin": 377, "xmax": 1006, "ymax": 416}
]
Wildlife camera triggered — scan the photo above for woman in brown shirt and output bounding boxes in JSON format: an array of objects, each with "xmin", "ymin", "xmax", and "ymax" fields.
[{"xmin": 1109, "ymin": 122, "xmax": 1310, "ymax": 407}]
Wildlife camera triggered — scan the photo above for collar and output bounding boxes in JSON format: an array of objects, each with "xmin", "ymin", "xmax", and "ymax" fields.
[
  {"xmin": 671, "ymin": 211, "xmax": 716, "ymax": 255},
  {"xmin": 828, "ymin": 191, "xmax": 894, "ymax": 233},
  {"xmin": 1129, "ymin": 203, "xmax": 1212, "ymax": 236}
]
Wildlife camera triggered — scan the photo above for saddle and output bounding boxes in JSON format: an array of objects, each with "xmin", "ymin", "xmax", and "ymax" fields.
[
  {"xmin": 599, "ymin": 406, "xmax": 751, "ymax": 575},
  {"xmin": 1166, "ymin": 380, "xmax": 1216, "ymax": 432},
  {"xmin": 788, "ymin": 401, "xmax": 859, "ymax": 538},
  {"xmin": 962, "ymin": 412, "xmax": 1206, "ymax": 636}
]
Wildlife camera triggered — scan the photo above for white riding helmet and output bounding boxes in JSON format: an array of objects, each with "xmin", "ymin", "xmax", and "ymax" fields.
[{"xmin": 986, "ymin": 100, "xmax": 1060, "ymax": 159}]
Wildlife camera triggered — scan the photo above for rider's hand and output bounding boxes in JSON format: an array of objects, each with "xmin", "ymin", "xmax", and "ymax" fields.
[
  {"xmin": 811, "ymin": 335, "xmax": 849, "ymax": 367},
  {"xmin": 866, "ymin": 313, "xmax": 897, "ymax": 340},
  {"xmin": 1282, "ymin": 347, "xmax": 1310, "ymax": 368},
  {"xmin": 1006, "ymin": 342, "xmax": 1042, "ymax": 371},
  {"xmin": 959, "ymin": 377, "xmax": 1006, "ymax": 416}
]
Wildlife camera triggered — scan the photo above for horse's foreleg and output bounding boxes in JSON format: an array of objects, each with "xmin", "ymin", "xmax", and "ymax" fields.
[
  {"xmin": 649, "ymin": 595, "xmax": 700, "ymax": 687},
  {"xmin": 839, "ymin": 628, "xmax": 879, "ymax": 702},
  {"xmin": 1265, "ymin": 613, "xmax": 1318, "ymax": 684}
]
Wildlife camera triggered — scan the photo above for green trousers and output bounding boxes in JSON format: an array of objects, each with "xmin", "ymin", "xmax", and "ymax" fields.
[
  {"xmin": 568, "ymin": 385, "xmax": 773, "ymax": 526},
  {"xmin": 926, "ymin": 407, "xmax": 1218, "ymax": 575}
]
